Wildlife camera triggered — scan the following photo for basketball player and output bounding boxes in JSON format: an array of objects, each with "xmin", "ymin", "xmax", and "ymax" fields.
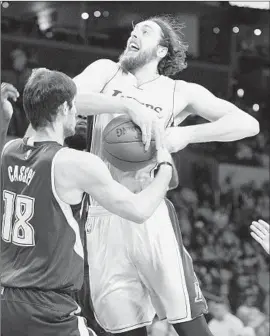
[
  {"xmin": 250, "ymin": 219, "xmax": 270, "ymax": 254},
  {"xmin": 1, "ymin": 68, "xmax": 176, "ymax": 336},
  {"xmin": 0, "ymin": 82, "xmax": 19, "ymax": 152},
  {"xmin": 73, "ymin": 16, "xmax": 260, "ymax": 336}
]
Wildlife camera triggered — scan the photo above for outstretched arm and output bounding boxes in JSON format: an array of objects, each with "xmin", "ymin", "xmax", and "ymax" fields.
[
  {"xmin": 55, "ymin": 148, "xmax": 173, "ymax": 224},
  {"xmin": 165, "ymin": 81, "xmax": 260, "ymax": 153}
]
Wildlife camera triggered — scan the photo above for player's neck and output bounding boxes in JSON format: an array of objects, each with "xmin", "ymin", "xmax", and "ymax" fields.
[
  {"xmin": 132, "ymin": 62, "xmax": 159, "ymax": 86},
  {"xmin": 31, "ymin": 126, "xmax": 64, "ymax": 145}
]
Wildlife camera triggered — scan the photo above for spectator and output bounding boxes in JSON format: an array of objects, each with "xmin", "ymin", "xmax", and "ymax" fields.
[
  {"xmin": 208, "ymin": 298, "xmax": 244, "ymax": 336},
  {"xmin": 2, "ymin": 48, "xmax": 33, "ymax": 137},
  {"xmin": 236, "ymin": 306, "xmax": 270, "ymax": 336},
  {"xmin": 236, "ymin": 306, "xmax": 256, "ymax": 336}
]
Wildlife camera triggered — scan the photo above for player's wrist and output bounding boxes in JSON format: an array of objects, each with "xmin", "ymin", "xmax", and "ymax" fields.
[
  {"xmin": 156, "ymin": 161, "xmax": 173, "ymax": 171},
  {"xmin": 154, "ymin": 162, "xmax": 173, "ymax": 177}
]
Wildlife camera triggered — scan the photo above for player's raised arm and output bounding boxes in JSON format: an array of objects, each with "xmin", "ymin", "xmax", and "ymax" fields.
[
  {"xmin": 0, "ymin": 83, "xmax": 19, "ymax": 152},
  {"xmin": 73, "ymin": 59, "xmax": 124, "ymax": 115},
  {"xmin": 54, "ymin": 148, "xmax": 173, "ymax": 224},
  {"xmin": 164, "ymin": 81, "xmax": 260, "ymax": 153},
  {"xmin": 74, "ymin": 59, "xmax": 163, "ymax": 150}
]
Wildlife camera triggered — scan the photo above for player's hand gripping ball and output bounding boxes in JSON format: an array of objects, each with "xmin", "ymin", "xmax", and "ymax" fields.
[{"xmin": 102, "ymin": 115, "xmax": 156, "ymax": 171}]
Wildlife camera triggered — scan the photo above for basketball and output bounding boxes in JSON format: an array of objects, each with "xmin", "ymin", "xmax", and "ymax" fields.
[{"xmin": 102, "ymin": 115, "xmax": 156, "ymax": 171}]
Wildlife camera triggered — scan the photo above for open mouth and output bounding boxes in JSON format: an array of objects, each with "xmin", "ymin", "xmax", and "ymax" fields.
[{"xmin": 129, "ymin": 42, "xmax": 140, "ymax": 51}]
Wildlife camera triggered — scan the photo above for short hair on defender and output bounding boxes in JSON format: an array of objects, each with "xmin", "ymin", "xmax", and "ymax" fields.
[
  {"xmin": 23, "ymin": 68, "xmax": 77, "ymax": 130},
  {"xmin": 147, "ymin": 15, "xmax": 188, "ymax": 77}
]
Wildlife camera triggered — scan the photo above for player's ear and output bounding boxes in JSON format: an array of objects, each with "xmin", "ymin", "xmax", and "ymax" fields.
[
  {"xmin": 157, "ymin": 46, "xmax": 168, "ymax": 59},
  {"xmin": 62, "ymin": 101, "xmax": 69, "ymax": 116}
]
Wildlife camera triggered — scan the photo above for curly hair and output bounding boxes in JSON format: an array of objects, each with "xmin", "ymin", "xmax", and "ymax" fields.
[{"xmin": 146, "ymin": 15, "xmax": 188, "ymax": 77}]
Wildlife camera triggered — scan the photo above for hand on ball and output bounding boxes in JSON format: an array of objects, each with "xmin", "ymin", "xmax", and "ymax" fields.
[{"xmin": 126, "ymin": 100, "xmax": 165, "ymax": 151}]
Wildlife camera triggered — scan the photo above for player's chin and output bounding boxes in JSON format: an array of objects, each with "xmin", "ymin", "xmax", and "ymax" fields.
[
  {"xmin": 65, "ymin": 127, "xmax": 76, "ymax": 139},
  {"xmin": 65, "ymin": 134, "xmax": 86, "ymax": 151}
]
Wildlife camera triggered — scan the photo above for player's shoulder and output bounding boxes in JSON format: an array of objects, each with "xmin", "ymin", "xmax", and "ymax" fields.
[
  {"xmin": 53, "ymin": 147, "xmax": 83, "ymax": 168},
  {"xmin": 1, "ymin": 138, "xmax": 22, "ymax": 158},
  {"xmin": 93, "ymin": 58, "xmax": 118, "ymax": 68},
  {"xmin": 175, "ymin": 79, "xmax": 195, "ymax": 91},
  {"xmin": 175, "ymin": 80, "xmax": 206, "ymax": 98},
  {"xmin": 83, "ymin": 59, "xmax": 120, "ymax": 75},
  {"xmin": 74, "ymin": 59, "xmax": 120, "ymax": 88},
  {"xmin": 54, "ymin": 147, "xmax": 104, "ymax": 173},
  {"xmin": 54, "ymin": 148, "xmax": 109, "ymax": 191}
]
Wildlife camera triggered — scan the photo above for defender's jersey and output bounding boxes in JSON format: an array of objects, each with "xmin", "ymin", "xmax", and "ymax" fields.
[
  {"xmin": 1, "ymin": 139, "xmax": 84, "ymax": 292},
  {"xmin": 90, "ymin": 66, "xmax": 176, "ymax": 204}
]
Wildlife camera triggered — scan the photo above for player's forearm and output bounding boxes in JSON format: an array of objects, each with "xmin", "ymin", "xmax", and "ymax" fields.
[
  {"xmin": 76, "ymin": 92, "xmax": 129, "ymax": 117},
  {"xmin": 88, "ymin": 166, "xmax": 171, "ymax": 224},
  {"xmin": 134, "ymin": 166, "xmax": 172, "ymax": 222},
  {"xmin": 184, "ymin": 112, "xmax": 259, "ymax": 144}
]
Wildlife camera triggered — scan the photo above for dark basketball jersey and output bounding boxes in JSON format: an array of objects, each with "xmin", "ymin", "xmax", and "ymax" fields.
[{"xmin": 1, "ymin": 138, "xmax": 85, "ymax": 292}]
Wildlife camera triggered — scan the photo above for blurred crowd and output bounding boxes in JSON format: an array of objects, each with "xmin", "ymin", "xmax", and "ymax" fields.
[
  {"xmin": 148, "ymin": 301, "xmax": 269, "ymax": 336},
  {"xmin": 168, "ymin": 177, "xmax": 269, "ymax": 310},
  {"xmin": 190, "ymin": 131, "xmax": 269, "ymax": 168},
  {"xmin": 2, "ymin": 48, "xmax": 33, "ymax": 138},
  {"xmin": 166, "ymin": 176, "xmax": 269, "ymax": 336}
]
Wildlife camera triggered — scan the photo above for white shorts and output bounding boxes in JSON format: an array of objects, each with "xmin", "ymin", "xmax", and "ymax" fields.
[{"xmin": 85, "ymin": 199, "xmax": 207, "ymax": 334}]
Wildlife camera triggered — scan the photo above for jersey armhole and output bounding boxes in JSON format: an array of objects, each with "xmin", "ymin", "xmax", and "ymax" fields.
[
  {"xmin": 51, "ymin": 148, "xmax": 66, "ymax": 204},
  {"xmin": 165, "ymin": 80, "xmax": 177, "ymax": 128},
  {"xmin": 171, "ymin": 80, "xmax": 177, "ymax": 127},
  {"xmin": 100, "ymin": 64, "xmax": 121, "ymax": 94}
]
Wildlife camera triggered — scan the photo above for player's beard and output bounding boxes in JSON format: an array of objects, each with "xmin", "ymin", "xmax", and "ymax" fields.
[
  {"xmin": 65, "ymin": 119, "xmax": 87, "ymax": 150},
  {"xmin": 119, "ymin": 46, "xmax": 158, "ymax": 73}
]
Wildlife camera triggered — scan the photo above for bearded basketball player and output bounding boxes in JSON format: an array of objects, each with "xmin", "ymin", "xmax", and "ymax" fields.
[{"xmin": 73, "ymin": 15, "xmax": 259, "ymax": 336}]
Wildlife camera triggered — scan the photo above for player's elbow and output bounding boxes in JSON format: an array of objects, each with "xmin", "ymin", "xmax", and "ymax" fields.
[
  {"xmin": 133, "ymin": 206, "xmax": 154, "ymax": 224},
  {"xmin": 133, "ymin": 214, "xmax": 146, "ymax": 224},
  {"xmin": 249, "ymin": 118, "xmax": 260, "ymax": 136},
  {"xmin": 244, "ymin": 117, "xmax": 260, "ymax": 137},
  {"xmin": 130, "ymin": 207, "xmax": 147, "ymax": 224},
  {"xmin": 237, "ymin": 112, "xmax": 260, "ymax": 137},
  {"xmin": 115, "ymin": 200, "xmax": 146, "ymax": 224},
  {"xmin": 127, "ymin": 203, "xmax": 149, "ymax": 224}
]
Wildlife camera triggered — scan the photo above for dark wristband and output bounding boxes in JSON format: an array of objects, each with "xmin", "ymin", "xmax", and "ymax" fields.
[{"xmin": 156, "ymin": 161, "xmax": 173, "ymax": 173}]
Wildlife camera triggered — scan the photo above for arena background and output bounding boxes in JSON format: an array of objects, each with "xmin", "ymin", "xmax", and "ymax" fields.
[{"xmin": 1, "ymin": 1, "xmax": 270, "ymax": 335}]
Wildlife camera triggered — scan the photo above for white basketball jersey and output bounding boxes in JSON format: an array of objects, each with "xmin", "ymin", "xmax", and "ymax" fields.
[{"xmin": 90, "ymin": 65, "xmax": 176, "ymax": 205}]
